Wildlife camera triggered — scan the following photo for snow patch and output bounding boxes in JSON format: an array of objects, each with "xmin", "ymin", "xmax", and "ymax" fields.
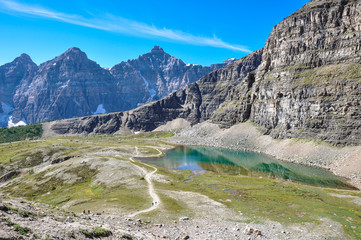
[
  {"xmin": 53, "ymin": 63, "xmax": 57, "ymax": 66},
  {"xmin": 93, "ymin": 104, "xmax": 106, "ymax": 115},
  {"xmin": 57, "ymin": 79, "xmax": 70, "ymax": 89},
  {"xmin": 8, "ymin": 116, "xmax": 27, "ymax": 128},
  {"xmin": 138, "ymin": 71, "xmax": 156, "ymax": 99}
]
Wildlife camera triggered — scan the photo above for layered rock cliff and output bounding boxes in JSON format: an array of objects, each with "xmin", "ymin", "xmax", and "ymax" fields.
[
  {"xmin": 47, "ymin": 0, "xmax": 361, "ymax": 147},
  {"xmin": 248, "ymin": 0, "xmax": 361, "ymax": 146}
]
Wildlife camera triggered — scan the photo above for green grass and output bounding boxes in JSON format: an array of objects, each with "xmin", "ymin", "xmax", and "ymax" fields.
[
  {"xmin": 154, "ymin": 167, "xmax": 361, "ymax": 238},
  {"xmin": 0, "ymin": 123, "xmax": 43, "ymax": 143},
  {"xmin": 80, "ymin": 227, "xmax": 112, "ymax": 238},
  {"xmin": 13, "ymin": 224, "xmax": 31, "ymax": 235}
]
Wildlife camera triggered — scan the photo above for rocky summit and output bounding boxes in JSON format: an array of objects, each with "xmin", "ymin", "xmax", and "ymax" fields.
[
  {"xmin": 0, "ymin": 54, "xmax": 38, "ymax": 127},
  {"xmin": 110, "ymin": 45, "xmax": 233, "ymax": 108},
  {"xmin": 0, "ymin": 46, "xmax": 231, "ymax": 126},
  {"xmin": 12, "ymin": 47, "xmax": 130, "ymax": 125},
  {"xmin": 48, "ymin": 0, "xmax": 361, "ymax": 147}
]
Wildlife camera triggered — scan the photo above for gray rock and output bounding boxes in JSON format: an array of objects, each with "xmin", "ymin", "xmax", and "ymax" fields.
[
  {"xmin": 0, "ymin": 53, "xmax": 38, "ymax": 127},
  {"xmin": 12, "ymin": 47, "xmax": 130, "ymax": 124},
  {"xmin": 0, "ymin": 230, "xmax": 15, "ymax": 240},
  {"xmin": 111, "ymin": 45, "xmax": 232, "ymax": 108},
  {"xmin": 48, "ymin": 49, "xmax": 262, "ymax": 135},
  {"xmin": 2, "ymin": 46, "xmax": 230, "ymax": 126}
]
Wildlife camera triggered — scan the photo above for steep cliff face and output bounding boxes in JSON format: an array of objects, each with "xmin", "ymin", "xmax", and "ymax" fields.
[
  {"xmin": 0, "ymin": 54, "xmax": 38, "ymax": 127},
  {"xmin": 110, "ymin": 45, "xmax": 232, "ymax": 109},
  {"xmin": 12, "ymin": 48, "xmax": 130, "ymax": 124},
  {"xmin": 248, "ymin": 0, "xmax": 361, "ymax": 146},
  {"xmin": 48, "ymin": 50, "xmax": 263, "ymax": 135}
]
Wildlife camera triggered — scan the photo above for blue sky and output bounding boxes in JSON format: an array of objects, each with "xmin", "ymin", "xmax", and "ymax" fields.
[{"xmin": 0, "ymin": 0, "xmax": 309, "ymax": 67}]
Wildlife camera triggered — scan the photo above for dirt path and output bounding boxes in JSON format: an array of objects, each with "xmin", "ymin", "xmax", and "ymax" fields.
[{"xmin": 128, "ymin": 146, "xmax": 162, "ymax": 218}]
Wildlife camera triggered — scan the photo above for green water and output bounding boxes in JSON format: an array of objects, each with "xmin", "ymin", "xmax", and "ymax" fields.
[{"xmin": 147, "ymin": 146, "xmax": 354, "ymax": 189}]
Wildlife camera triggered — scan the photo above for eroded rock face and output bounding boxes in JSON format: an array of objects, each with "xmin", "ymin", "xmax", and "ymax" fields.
[
  {"xmin": 248, "ymin": 0, "xmax": 361, "ymax": 146},
  {"xmin": 110, "ymin": 46, "xmax": 233, "ymax": 109},
  {"xmin": 1, "ymin": 46, "xmax": 230, "ymax": 126},
  {"xmin": 49, "ymin": 50, "xmax": 263, "ymax": 135},
  {"xmin": 212, "ymin": 0, "xmax": 361, "ymax": 146},
  {"xmin": 12, "ymin": 48, "xmax": 130, "ymax": 124},
  {"xmin": 0, "ymin": 54, "xmax": 38, "ymax": 127}
]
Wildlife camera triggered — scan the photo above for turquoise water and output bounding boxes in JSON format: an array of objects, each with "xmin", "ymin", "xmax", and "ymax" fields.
[{"xmin": 146, "ymin": 146, "xmax": 354, "ymax": 189}]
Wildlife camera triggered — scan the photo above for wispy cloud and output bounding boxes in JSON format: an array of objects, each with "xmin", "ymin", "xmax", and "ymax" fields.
[{"xmin": 0, "ymin": 0, "xmax": 251, "ymax": 53}]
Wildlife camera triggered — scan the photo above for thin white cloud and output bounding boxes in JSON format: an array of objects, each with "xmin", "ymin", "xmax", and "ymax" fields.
[{"xmin": 0, "ymin": 0, "xmax": 251, "ymax": 53}]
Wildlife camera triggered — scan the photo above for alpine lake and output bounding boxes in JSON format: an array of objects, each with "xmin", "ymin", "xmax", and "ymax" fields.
[{"xmin": 145, "ymin": 145, "xmax": 355, "ymax": 189}]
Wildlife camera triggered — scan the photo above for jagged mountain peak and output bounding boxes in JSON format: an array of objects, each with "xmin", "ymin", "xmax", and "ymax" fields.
[
  {"xmin": 141, "ymin": 45, "xmax": 172, "ymax": 60},
  {"xmin": 5, "ymin": 53, "xmax": 36, "ymax": 67},
  {"xmin": 150, "ymin": 45, "xmax": 164, "ymax": 52},
  {"xmin": 17, "ymin": 53, "xmax": 33, "ymax": 62},
  {"xmin": 39, "ymin": 47, "xmax": 94, "ymax": 71},
  {"xmin": 61, "ymin": 47, "xmax": 88, "ymax": 59}
]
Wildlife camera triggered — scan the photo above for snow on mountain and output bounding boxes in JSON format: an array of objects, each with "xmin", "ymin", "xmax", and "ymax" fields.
[{"xmin": 93, "ymin": 104, "xmax": 107, "ymax": 115}]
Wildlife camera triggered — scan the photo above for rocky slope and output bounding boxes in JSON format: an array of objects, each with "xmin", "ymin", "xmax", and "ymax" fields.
[
  {"xmin": 11, "ymin": 47, "xmax": 130, "ymax": 124},
  {"xmin": 0, "ymin": 54, "xmax": 38, "ymax": 127},
  {"xmin": 47, "ymin": 0, "xmax": 361, "ymax": 147},
  {"xmin": 0, "ymin": 46, "xmax": 231, "ymax": 126},
  {"xmin": 47, "ymin": 49, "xmax": 262, "ymax": 135},
  {"xmin": 110, "ymin": 45, "xmax": 233, "ymax": 109}
]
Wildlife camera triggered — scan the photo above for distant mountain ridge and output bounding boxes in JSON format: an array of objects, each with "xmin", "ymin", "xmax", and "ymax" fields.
[{"xmin": 0, "ymin": 46, "xmax": 233, "ymax": 127}]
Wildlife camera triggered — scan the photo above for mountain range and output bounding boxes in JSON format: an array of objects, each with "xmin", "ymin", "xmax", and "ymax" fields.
[
  {"xmin": 48, "ymin": 0, "xmax": 361, "ymax": 147},
  {"xmin": 0, "ymin": 46, "xmax": 234, "ymax": 127}
]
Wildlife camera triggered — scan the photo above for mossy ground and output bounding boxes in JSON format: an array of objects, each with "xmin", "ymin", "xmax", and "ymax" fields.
[{"xmin": 1, "ymin": 132, "xmax": 360, "ymax": 238}]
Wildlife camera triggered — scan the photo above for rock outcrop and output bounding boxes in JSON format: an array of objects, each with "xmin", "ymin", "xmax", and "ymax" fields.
[{"xmin": 48, "ymin": 0, "xmax": 361, "ymax": 147}]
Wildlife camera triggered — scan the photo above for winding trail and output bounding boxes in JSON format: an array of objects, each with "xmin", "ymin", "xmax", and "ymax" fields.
[{"xmin": 128, "ymin": 146, "xmax": 163, "ymax": 218}]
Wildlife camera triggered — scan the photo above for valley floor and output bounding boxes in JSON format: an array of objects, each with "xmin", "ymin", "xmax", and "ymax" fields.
[{"xmin": 0, "ymin": 128, "xmax": 360, "ymax": 239}]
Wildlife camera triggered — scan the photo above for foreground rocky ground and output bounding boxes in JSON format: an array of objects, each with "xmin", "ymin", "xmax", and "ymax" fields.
[{"xmin": 0, "ymin": 195, "xmax": 352, "ymax": 240}]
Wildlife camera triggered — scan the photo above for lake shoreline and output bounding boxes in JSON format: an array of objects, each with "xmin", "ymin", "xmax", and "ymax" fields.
[{"xmin": 166, "ymin": 121, "xmax": 361, "ymax": 190}]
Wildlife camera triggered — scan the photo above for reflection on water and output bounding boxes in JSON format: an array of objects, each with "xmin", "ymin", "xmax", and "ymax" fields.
[{"xmin": 145, "ymin": 146, "xmax": 354, "ymax": 189}]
